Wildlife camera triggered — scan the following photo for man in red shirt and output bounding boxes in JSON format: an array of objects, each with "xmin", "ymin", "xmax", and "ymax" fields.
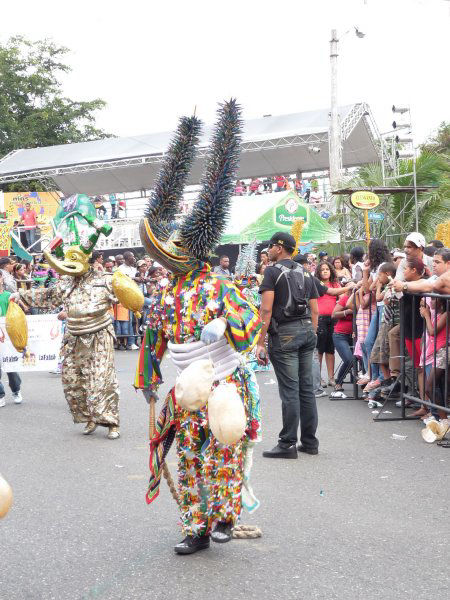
[
  {"xmin": 249, "ymin": 178, "xmax": 261, "ymax": 195},
  {"xmin": 20, "ymin": 203, "xmax": 38, "ymax": 248}
]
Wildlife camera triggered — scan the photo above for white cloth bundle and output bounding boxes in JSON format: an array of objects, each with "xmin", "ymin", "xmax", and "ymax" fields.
[
  {"xmin": 174, "ymin": 359, "xmax": 215, "ymax": 411},
  {"xmin": 208, "ymin": 382, "xmax": 246, "ymax": 445}
]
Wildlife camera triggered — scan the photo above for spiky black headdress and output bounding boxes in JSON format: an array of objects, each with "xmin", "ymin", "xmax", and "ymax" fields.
[
  {"xmin": 145, "ymin": 115, "xmax": 202, "ymax": 241},
  {"xmin": 179, "ymin": 99, "xmax": 242, "ymax": 260},
  {"xmin": 140, "ymin": 100, "xmax": 242, "ymax": 274}
]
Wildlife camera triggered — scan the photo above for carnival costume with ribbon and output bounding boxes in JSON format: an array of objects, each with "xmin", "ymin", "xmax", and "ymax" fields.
[
  {"xmin": 17, "ymin": 195, "xmax": 122, "ymax": 439},
  {"xmin": 134, "ymin": 101, "xmax": 262, "ymax": 545}
]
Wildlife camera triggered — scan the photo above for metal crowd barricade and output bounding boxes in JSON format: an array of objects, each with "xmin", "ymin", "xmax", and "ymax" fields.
[
  {"xmin": 329, "ymin": 287, "xmax": 364, "ymax": 401},
  {"xmin": 373, "ymin": 291, "xmax": 449, "ymax": 422}
]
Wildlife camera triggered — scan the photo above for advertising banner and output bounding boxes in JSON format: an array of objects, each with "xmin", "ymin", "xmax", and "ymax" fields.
[
  {"xmin": 0, "ymin": 314, "xmax": 63, "ymax": 372},
  {"xmin": 0, "ymin": 191, "xmax": 61, "ymax": 254}
]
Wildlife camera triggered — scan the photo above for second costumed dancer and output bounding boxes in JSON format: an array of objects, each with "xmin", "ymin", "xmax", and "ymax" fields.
[
  {"xmin": 12, "ymin": 196, "xmax": 121, "ymax": 439},
  {"xmin": 134, "ymin": 100, "xmax": 262, "ymax": 554}
]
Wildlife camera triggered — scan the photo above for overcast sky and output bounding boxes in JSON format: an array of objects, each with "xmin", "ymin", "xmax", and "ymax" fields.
[{"xmin": 2, "ymin": 0, "xmax": 449, "ymax": 144}]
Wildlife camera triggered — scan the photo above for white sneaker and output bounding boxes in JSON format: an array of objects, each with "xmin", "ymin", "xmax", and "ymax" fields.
[
  {"xmin": 0, "ymin": 397, "xmax": 5, "ymax": 408},
  {"xmin": 315, "ymin": 390, "xmax": 327, "ymax": 398},
  {"xmin": 130, "ymin": 344, "xmax": 139, "ymax": 350},
  {"xmin": 12, "ymin": 392, "xmax": 23, "ymax": 404}
]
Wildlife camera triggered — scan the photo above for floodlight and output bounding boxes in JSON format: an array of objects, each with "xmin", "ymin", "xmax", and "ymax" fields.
[
  {"xmin": 392, "ymin": 121, "xmax": 411, "ymax": 130},
  {"xmin": 395, "ymin": 150, "xmax": 414, "ymax": 159},
  {"xmin": 392, "ymin": 106, "xmax": 409, "ymax": 114},
  {"xmin": 395, "ymin": 136, "xmax": 413, "ymax": 144}
]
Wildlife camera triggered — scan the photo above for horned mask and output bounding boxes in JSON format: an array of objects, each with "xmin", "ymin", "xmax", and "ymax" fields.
[{"xmin": 140, "ymin": 100, "xmax": 242, "ymax": 275}]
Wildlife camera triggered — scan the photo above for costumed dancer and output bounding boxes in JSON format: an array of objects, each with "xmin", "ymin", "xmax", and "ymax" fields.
[
  {"xmin": 11, "ymin": 195, "xmax": 122, "ymax": 439},
  {"xmin": 235, "ymin": 242, "xmax": 270, "ymax": 373},
  {"xmin": 134, "ymin": 100, "xmax": 262, "ymax": 554}
]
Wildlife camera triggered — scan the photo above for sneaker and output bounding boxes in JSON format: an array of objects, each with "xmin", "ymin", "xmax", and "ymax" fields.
[
  {"xmin": 330, "ymin": 390, "xmax": 348, "ymax": 399},
  {"xmin": 0, "ymin": 397, "xmax": 5, "ymax": 408},
  {"xmin": 381, "ymin": 381, "xmax": 401, "ymax": 397},
  {"xmin": 363, "ymin": 379, "xmax": 382, "ymax": 392},
  {"xmin": 129, "ymin": 344, "xmax": 139, "ymax": 350},
  {"xmin": 210, "ymin": 521, "xmax": 233, "ymax": 544},
  {"xmin": 380, "ymin": 377, "xmax": 394, "ymax": 388},
  {"xmin": 315, "ymin": 390, "xmax": 327, "ymax": 398},
  {"xmin": 12, "ymin": 392, "xmax": 22, "ymax": 404}
]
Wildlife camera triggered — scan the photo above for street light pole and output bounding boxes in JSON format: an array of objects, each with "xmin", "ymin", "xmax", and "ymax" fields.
[{"xmin": 329, "ymin": 29, "xmax": 342, "ymax": 192}]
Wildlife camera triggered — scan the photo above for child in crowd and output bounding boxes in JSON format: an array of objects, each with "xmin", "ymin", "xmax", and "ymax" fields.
[{"xmin": 367, "ymin": 262, "xmax": 398, "ymax": 393}]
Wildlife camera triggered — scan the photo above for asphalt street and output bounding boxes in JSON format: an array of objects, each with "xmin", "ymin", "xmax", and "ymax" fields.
[{"xmin": 0, "ymin": 351, "xmax": 448, "ymax": 600}]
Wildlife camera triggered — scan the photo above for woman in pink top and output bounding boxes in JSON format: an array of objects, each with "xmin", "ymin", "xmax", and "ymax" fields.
[
  {"xmin": 420, "ymin": 298, "xmax": 448, "ymax": 420},
  {"xmin": 316, "ymin": 261, "xmax": 341, "ymax": 386}
]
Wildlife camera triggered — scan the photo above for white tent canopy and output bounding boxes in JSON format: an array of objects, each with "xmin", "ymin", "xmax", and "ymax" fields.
[{"xmin": 0, "ymin": 103, "xmax": 380, "ymax": 196}]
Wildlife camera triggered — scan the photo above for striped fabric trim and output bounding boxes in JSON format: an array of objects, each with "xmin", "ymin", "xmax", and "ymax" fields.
[{"xmin": 146, "ymin": 390, "xmax": 177, "ymax": 504}]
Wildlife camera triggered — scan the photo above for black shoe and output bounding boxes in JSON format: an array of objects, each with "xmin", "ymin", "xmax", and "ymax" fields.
[
  {"xmin": 381, "ymin": 380, "xmax": 401, "ymax": 397},
  {"xmin": 211, "ymin": 521, "xmax": 233, "ymax": 544},
  {"xmin": 174, "ymin": 535, "xmax": 210, "ymax": 555},
  {"xmin": 296, "ymin": 445, "xmax": 319, "ymax": 455},
  {"xmin": 262, "ymin": 444, "xmax": 298, "ymax": 459},
  {"xmin": 380, "ymin": 377, "xmax": 393, "ymax": 387}
]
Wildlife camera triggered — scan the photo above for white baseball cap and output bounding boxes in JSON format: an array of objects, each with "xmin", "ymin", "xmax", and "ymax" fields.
[{"xmin": 405, "ymin": 232, "xmax": 426, "ymax": 248}]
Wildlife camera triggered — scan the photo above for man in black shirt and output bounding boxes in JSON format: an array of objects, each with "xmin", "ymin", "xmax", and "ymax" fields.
[{"xmin": 256, "ymin": 232, "xmax": 319, "ymax": 458}]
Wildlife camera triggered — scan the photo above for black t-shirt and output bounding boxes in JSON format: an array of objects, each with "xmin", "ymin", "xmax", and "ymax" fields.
[
  {"xmin": 259, "ymin": 258, "xmax": 319, "ymax": 325},
  {"xmin": 403, "ymin": 293, "xmax": 423, "ymax": 339},
  {"xmin": 311, "ymin": 275, "xmax": 328, "ymax": 297}
]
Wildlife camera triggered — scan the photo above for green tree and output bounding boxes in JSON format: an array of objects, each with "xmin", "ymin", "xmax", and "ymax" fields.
[
  {"xmin": 420, "ymin": 121, "xmax": 450, "ymax": 156},
  {"xmin": 0, "ymin": 36, "xmax": 110, "ymax": 190},
  {"xmin": 327, "ymin": 150, "xmax": 450, "ymax": 251}
]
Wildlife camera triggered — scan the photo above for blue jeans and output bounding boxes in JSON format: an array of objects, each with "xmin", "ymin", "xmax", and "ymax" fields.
[
  {"xmin": 333, "ymin": 332, "xmax": 354, "ymax": 386},
  {"xmin": 0, "ymin": 368, "xmax": 21, "ymax": 396},
  {"xmin": 362, "ymin": 306, "xmax": 384, "ymax": 380},
  {"xmin": 24, "ymin": 228, "xmax": 36, "ymax": 247},
  {"xmin": 268, "ymin": 320, "xmax": 318, "ymax": 449},
  {"xmin": 312, "ymin": 349, "xmax": 323, "ymax": 393},
  {"xmin": 114, "ymin": 319, "xmax": 134, "ymax": 347}
]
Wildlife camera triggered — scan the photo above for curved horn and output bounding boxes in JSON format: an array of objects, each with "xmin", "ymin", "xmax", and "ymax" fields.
[
  {"xmin": 145, "ymin": 115, "xmax": 202, "ymax": 240},
  {"xmin": 179, "ymin": 99, "xmax": 242, "ymax": 259}
]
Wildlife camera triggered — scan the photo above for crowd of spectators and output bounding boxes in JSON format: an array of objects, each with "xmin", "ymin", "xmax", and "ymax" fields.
[
  {"xmin": 213, "ymin": 233, "xmax": 450, "ymax": 430},
  {"xmin": 234, "ymin": 176, "xmax": 325, "ymax": 204},
  {"xmin": 92, "ymin": 194, "xmax": 127, "ymax": 220}
]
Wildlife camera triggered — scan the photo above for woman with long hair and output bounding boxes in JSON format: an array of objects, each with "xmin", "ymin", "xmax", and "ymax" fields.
[
  {"xmin": 330, "ymin": 293, "xmax": 354, "ymax": 399},
  {"xmin": 13, "ymin": 262, "xmax": 28, "ymax": 291},
  {"xmin": 315, "ymin": 261, "xmax": 341, "ymax": 387},
  {"xmin": 332, "ymin": 256, "xmax": 351, "ymax": 282},
  {"xmin": 361, "ymin": 239, "xmax": 391, "ymax": 392}
]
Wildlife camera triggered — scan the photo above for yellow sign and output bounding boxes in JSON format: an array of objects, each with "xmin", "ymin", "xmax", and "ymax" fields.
[
  {"xmin": 0, "ymin": 191, "xmax": 61, "ymax": 254},
  {"xmin": 350, "ymin": 191, "xmax": 380, "ymax": 210}
]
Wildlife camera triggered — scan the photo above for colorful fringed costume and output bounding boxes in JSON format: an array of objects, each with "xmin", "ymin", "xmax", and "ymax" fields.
[
  {"xmin": 134, "ymin": 100, "xmax": 262, "ymax": 543},
  {"xmin": 135, "ymin": 265, "xmax": 261, "ymax": 534}
]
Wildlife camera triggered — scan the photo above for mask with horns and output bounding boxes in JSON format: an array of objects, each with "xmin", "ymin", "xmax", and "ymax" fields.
[{"xmin": 140, "ymin": 99, "xmax": 242, "ymax": 274}]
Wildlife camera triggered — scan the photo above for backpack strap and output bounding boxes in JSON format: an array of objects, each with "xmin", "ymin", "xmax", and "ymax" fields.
[{"xmin": 273, "ymin": 262, "xmax": 303, "ymax": 286}]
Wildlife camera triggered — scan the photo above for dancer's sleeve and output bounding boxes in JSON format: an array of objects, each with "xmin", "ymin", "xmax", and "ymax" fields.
[
  {"xmin": 134, "ymin": 326, "xmax": 167, "ymax": 389},
  {"xmin": 18, "ymin": 281, "xmax": 65, "ymax": 310},
  {"xmin": 221, "ymin": 285, "xmax": 261, "ymax": 353}
]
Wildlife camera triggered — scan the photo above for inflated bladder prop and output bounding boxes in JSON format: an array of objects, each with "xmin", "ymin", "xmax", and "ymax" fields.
[
  {"xmin": 421, "ymin": 419, "xmax": 449, "ymax": 443},
  {"xmin": 208, "ymin": 382, "xmax": 246, "ymax": 445},
  {"xmin": 175, "ymin": 359, "xmax": 215, "ymax": 411},
  {"xmin": 0, "ymin": 474, "xmax": 13, "ymax": 519}
]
